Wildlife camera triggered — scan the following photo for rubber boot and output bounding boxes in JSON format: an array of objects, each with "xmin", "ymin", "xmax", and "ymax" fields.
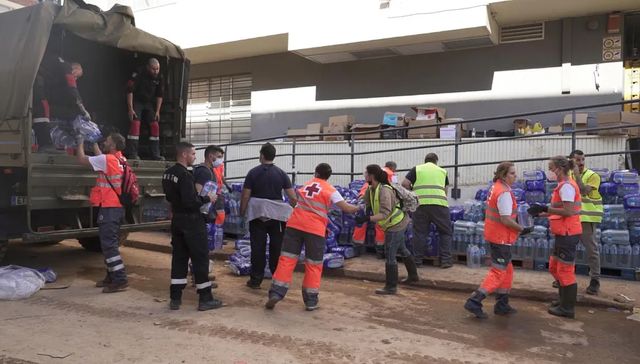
[
  {"xmin": 585, "ymin": 278, "xmax": 600, "ymax": 295},
  {"xmin": 302, "ymin": 289, "xmax": 320, "ymax": 311},
  {"xmin": 494, "ymin": 293, "xmax": 518, "ymax": 315},
  {"xmin": 400, "ymin": 257, "xmax": 419, "ymax": 284},
  {"xmin": 198, "ymin": 290, "xmax": 223, "ymax": 311},
  {"xmin": 550, "ymin": 285, "xmax": 561, "ymax": 308},
  {"xmin": 149, "ymin": 140, "xmax": 165, "ymax": 161},
  {"xmin": 126, "ymin": 139, "xmax": 140, "ymax": 160},
  {"xmin": 464, "ymin": 290, "xmax": 488, "ymax": 319},
  {"xmin": 33, "ymin": 123, "xmax": 63, "ymax": 154},
  {"xmin": 376, "ymin": 264, "xmax": 398, "ymax": 295},
  {"xmin": 548, "ymin": 283, "xmax": 576, "ymax": 319}
]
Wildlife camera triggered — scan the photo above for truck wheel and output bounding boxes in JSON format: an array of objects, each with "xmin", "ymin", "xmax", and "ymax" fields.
[
  {"xmin": 0, "ymin": 240, "xmax": 8, "ymax": 263},
  {"xmin": 78, "ymin": 233, "xmax": 129, "ymax": 253}
]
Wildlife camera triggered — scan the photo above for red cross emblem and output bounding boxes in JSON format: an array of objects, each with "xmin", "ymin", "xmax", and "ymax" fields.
[{"xmin": 304, "ymin": 183, "xmax": 322, "ymax": 198}]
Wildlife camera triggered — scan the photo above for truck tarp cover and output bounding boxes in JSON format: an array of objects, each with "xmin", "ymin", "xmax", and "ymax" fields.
[{"xmin": 0, "ymin": 0, "xmax": 184, "ymax": 121}]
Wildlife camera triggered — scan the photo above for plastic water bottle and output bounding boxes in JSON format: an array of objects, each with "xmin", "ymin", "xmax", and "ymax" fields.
[
  {"xmin": 576, "ymin": 242, "xmax": 586, "ymax": 264},
  {"xmin": 523, "ymin": 237, "xmax": 534, "ymax": 259},
  {"xmin": 200, "ymin": 181, "xmax": 218, "ymax": 215},
  {"xmin": 206, "ymin": 223, "xmax": 216, "ymax": 251},
  {"xmin": 535, "ymin": 238, "xmax": 548, "ymax": 260},
  {"xmin": 214, "ymin": 223, "xmax": 224, "ymax": 250},
  {"xmin": 618, "ymin": 245, "xmax": 632, "ymax": 268},
  {"xmin": 632, "ymin": 245, "xmax": 640, "ymax": 268}
]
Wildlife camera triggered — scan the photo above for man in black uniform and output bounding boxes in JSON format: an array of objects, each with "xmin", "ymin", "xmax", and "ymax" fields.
[
  {"xmin": 162, "ymin": 142, "xmax": 223, "ymax": 311},
  {"xmin": 126, "ymin": 58, "xmax": 164, "ymax": 160},
  {"xmin": 46, "ymin": 58, "xmax": 90, "ymax": 121}
]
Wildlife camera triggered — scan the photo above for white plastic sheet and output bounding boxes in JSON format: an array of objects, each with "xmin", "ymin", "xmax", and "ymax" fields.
[{"xmin": 0, "ymin": 265, "xmax": 46, "ymax": 300}]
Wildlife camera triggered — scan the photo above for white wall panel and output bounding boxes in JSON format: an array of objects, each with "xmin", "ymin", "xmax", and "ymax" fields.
[{"xmin": 222, "ymin": 136, "xmax": 627, "ymax": 187}]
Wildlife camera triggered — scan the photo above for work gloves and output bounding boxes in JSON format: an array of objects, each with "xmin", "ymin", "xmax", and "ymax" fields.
[
  {"xmin": 520, "ymin": 226, "xmax": 534, "ymax": 236},
  {"xmin": 355, "ymin": 215, "xmax": 370, "ymax": 225},
  {"xmin": 527, "ymin": 203, "xmax": 548, "ymax": 217}
]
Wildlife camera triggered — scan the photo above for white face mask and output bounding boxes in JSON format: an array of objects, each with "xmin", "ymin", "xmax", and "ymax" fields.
[{"xmin": 213, "ymin": 159, "xmax": 223, "ymax": 167}]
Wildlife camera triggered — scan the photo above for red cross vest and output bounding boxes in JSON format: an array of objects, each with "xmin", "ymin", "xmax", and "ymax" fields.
[
  {"xmin": 286, "ymin": 177, "xmax": 336, "ymax": 237},
  {"xmin": 484, "ymin": 181, "xmax": 518, "ymax": 245},
  {"xmin": 549, "ymin": 179, "xmax": 582, "ymax": 236},
  {"xmin": 89, "ymin": 152, "xmax": 124, "ymax": 208}
]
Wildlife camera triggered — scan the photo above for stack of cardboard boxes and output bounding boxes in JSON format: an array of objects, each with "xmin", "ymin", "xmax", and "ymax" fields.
[{"xmin": 596, "ymin": 112, "xmax": 640, "ymax": 137}]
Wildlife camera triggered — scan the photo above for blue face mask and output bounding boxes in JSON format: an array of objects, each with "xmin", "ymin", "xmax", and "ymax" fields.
[{"xmin": 213, "ymin": 159, "xmax": 223, "ymax": 167}]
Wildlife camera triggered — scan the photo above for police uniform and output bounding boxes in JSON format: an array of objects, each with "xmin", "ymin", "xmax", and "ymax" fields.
[
  {"xmin": 126, "ymin": 67, "xmax": 164, "ymax": 160},
  {"xmin": 162, "ymin": 163, "xmax": 221, "ymax": 310}
]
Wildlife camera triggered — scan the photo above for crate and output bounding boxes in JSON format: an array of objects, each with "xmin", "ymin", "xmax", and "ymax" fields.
[
  {"xmin": 380, "ymin": 126, "xmax": 407, "ymax": 139},
  {"xmin": 411, "ymin": 256, "xmax": 440, "ymax": 267},
  {"xmin": 600, "ymin": 267, "xmax": 639, "ymax": 281}
]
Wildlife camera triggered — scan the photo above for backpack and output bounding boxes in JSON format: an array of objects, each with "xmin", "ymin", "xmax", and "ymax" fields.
[
  {"xmin": 390, "ymin": 183, "xmax": 419, "ymax": 213},
  {"xmin": 106, "ymin": 157, "xmax": 140, "ymax": 208}
]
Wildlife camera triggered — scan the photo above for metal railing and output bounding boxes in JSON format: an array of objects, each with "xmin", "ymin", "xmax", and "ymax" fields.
[{"xmin": 204, "ymin": 99, "xmax": 640, "ymax": 199}]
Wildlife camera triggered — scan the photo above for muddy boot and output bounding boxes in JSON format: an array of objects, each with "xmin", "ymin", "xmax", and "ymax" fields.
[
  {"xmin": 149, "ymin": 140, "xmax": 165, "ymax": 161},
  {"xmin": 102, "ymin": 280, "xmax": 129, "ymax": 293},
  {"xmin": 552, "ymin": 280, "xmax": 559, "ymax": 288},
  {"xmin": 548, "ymin": 283, "xmax": 576, "ymax": 319},
  {"xmin": 302, "ymin": 289, "xmax": 320, "ymax": 311},
  {"xmin": 494, "ymin": 293, "xmax": 518, "ymax": 315},
  {"xmin": 400, "ymin": 257, "xmax": 419, "ymax": 285},
  {"xmin": 585, "ymin": 278, "xmax": 599, "ymax": 295},
  {"xmin": 550, "ymin": 285, "xmax": 561, "ymax": 308},
  {"xmin": 169, "ymin": 299, "xmax": 181, "ymax": 310},
  {"xmin": 464, "ymin": 290, "xmax": 488, "ymax": 319},
  {"xmin": 198, "ymin": 290, "xmax": 223, "ymax": 311},
  {"xmin": 376, "ymin": 264, "xmax": 398, "ymax": 295},
  {"xmin": 126, "ymin": 139, "xmax": 140, "ymax": 160},
  {"xmin": 95, "ymin": 271, "xmax": 112, "ymax": 288}
]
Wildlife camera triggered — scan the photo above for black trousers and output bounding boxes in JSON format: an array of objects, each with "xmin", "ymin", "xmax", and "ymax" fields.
[
  {"xmin": 249, "ymin": 219, "xmax": 286, "ymax": 284},
  {"xmin": 170, "ymin": 213, "xmax": 211, "ymax": 299}
]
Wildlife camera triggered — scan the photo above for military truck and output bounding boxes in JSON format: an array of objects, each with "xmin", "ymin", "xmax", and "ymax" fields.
[{"xmin": 0, "ymin": 0, "xmax": 190, "ymax": 261}]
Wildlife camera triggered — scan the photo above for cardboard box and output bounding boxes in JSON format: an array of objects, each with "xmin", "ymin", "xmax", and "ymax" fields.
[
  {"xmin": 351, "ymin": 124, "xmax": 380, "ymax": 140},
  {"xmin": 562, "ymin": 113, "xmax": 588, "ymax": 127},
  {"xmin": 323, "ymin": 125, "xmax": 347, "ymax": 141},
  {"xmin": 412, "ymin": 106, "xmax": 446, "ymax": 121},
  {"xmin": 439, "ymin": 126, "xmax": 456, "ymax": 140},
  {"xmin": 547, "ymin": 125, "xmax": 563, "ymax": 134},
  {"xmin": 382, "ymin": 112, "xmax": 406, "ymax": 127},
  {"xmin": 305, "ymin": 123, "xmax": 323, "ymax": 141},
  {"xmin": 285, "ymin": 128, "xmax": 306, "ymax": 141},
  {"xmin": 407, "ymin": 118, "xmax": 438, "ymax": 139},
  {"xmin": 597, "ymin": 112, "xmax": 640, "ymax": 136},
  {"xmin": 328, "ymin": 115, "xmax": 355, "ymax": 129},
  {"xmin": 443, "ymin": 118, "xmax": 467, "ymax": 137}
]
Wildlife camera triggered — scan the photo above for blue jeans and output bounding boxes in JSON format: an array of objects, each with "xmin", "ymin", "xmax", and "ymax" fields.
[{"xmin": 384, "ymin": 229, "xmax": 412, "ymax": 266}]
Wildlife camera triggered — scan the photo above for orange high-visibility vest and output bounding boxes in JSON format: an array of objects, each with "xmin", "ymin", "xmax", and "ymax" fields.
[
  {"xmin": 286, "ymin": 178, "xmax": 336, "ymax": 237},
  {"xmin": 382, "ymin": 167, "xmax": 396, "ymax": 183},
  {"xmin": 484, "ymin": 181, "xmax": 518, "ymax": 245},
  {"xmin": 549, "ymin": 179, "xmax": 582, "ymax": 236},
  {"xmin": 213, "ymin": 164, "xmax": 224, "ymax": 194},
  {"xmin": 89, "ymin": 152, "xmax": 124, "ymax": 208}
]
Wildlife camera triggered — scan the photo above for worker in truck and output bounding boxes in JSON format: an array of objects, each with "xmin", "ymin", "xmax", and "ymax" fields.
[
  {"xmin": 31, "ymin": 69, "xmax": 61, "ymax": 153},
  {"xmin": 240, "ymin": 143, "xmax": 297, "ymax": 289},
  {"xmin": 126, "ymin": 58, "xmax": 164, "ymax": 161},
  {"xmin": 75, "ymin": 133, "xmax": 128, "ymax": 293},
  {"xmin": 266, "ymin": 163, "xmax": 360, "ymax": 311},
  {"xmin": 568, "ymin": 150, "xmax": 603, "ymax": 296},
  {"xmin": 162, "ymin": 142, "xmax": 222, "ymax": 311},
  {"xmin": 529, "ymin": 156, "xmax": 582, "ymax": 319},
  {"xmin": 47, "ymin": 58, "xmax": 90, "ymax": 122},
  {"xmin": 464, "ymin": 162, "xmax": 533, "ymax": 319},
  {"xmin": 402, "ymin": 153, "xmax": 453, "ymax": 269},
  {"xmin": 356, "ymin": 164, "xmax": 418, "ymax": 295}
]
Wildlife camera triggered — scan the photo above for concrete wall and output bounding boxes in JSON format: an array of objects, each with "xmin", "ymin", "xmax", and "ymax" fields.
[{"xmin": 190, "ymin": 16, "xmax": 624, "ymax": 140}]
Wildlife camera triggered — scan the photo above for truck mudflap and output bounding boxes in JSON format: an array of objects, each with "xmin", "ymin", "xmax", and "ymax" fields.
[{"xmin": 22, "ymin": 220, "xmax": 170, "ymax": 243}]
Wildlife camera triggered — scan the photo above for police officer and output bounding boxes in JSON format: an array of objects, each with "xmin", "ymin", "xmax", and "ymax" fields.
[{"xmin": 162, "ymin": 142, "xmax": 222, "ymax": 311}]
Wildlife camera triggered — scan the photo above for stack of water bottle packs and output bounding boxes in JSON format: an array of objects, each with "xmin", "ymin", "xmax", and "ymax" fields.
[{"xmin": 223, "ymin": 183, "xmax": 246, "ymax": 236}]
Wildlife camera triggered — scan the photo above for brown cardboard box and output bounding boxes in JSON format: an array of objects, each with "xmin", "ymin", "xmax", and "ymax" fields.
[
  {"xmin": 412, "ymin": 106, "xmax": 446, "ymax": 121},
  {"xmin": 562, "ymin": 113, "xmax": 588, "ymax": 127},
  {"xmin": 597, "ymin": 112, "xmax": 640, "ymax": 136},
  {"xmin": 328, "ymin": 115, "xmax": 355, "ymax": 129},
  {"xmin": 547, "ymin": 125, "xmax": 563, "ymax": 134},
  {"xmin": 407, "ymin": 118, "xmax": 438, "ymax": 139},
  {"xmin": 323, "ymin": 125, "xmax": 347, "ymax": 141},
  {"xmin": 443, "ymin": 118, "xmax": 467, "ymax": 137},
  {"xmin": 351, "ymin": 124, "xmax": 380, "ymax": 140},
  {"xmin": 305, "ymin": 123, "xmax": 323, "ymax": 141},
  {"xmin": 285, "ymin": 128, "xmax": 306, "ymax": 141}
]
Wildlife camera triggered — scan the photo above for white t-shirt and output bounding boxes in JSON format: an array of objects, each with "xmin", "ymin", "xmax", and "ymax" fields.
[
  {"xmin": 559, "ymin": 183, "xmax": 576, "ymax": 202},
  {"xmin": 330, "ymin": 191, "xmax": 344, "ymax": 204},
  {"xmin": 497, "ymin": 192, "xmax": 514, "ymax": 216},
  {"xmin": 88, "ymin": 155, "xmax": 108, "ymax": 173}
]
